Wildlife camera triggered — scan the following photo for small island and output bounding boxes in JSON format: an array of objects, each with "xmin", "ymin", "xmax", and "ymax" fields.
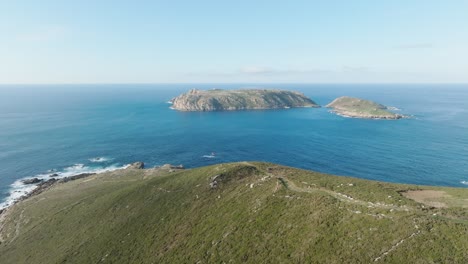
[
  {"xmin": 170, "ymin": 89, "xmax": 319, "ymax": 111},
  {"xmin": 326, "ymin": 96, "xmax": 404, "ymax": 119}
]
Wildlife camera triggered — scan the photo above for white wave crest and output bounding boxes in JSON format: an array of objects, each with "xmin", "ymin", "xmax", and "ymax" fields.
[
  {"xmin": 461, "ymin": 181, "xmax": 468, "ymax": 185},
  {"xmin": 89, "ymin": 157, "xmax": 112, "ymax": 163},
  {"xmin": 387, "ymin": 106, "xmax": 401, "ymax": 111},
  {"xmin": 0, "ymin": 163, "xmax": 129, "ymax": 210}
]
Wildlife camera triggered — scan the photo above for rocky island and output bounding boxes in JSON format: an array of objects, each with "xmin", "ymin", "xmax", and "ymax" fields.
[
  {"xmin": 326, "ymin": 96, "xmax": 404, "ymax": 119},
  {"xmin": 170, "ymin": 89, "xmax": 319, "ymax": 111}
]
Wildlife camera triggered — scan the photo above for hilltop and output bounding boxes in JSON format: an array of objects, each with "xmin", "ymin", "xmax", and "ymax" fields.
[
  {"xmin": 0, "ymin": 162, "xmax": 467, "ymax": 263},
  {"xmin": 170, "ymin": 89, "xmax": 319, "ymax": 111},
  {"xmin": 326, "ymin": 96, "xmax": 404, "ymax": 119}
]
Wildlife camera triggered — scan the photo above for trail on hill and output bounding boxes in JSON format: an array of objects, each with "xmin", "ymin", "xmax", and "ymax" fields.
[{"xmin": 275, "ymin": 175, "xmax": 412, "ymax": 212}]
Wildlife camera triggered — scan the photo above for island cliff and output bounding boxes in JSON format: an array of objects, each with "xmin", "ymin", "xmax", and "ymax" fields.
[
  {"xmin": 326, "ymin": 96, "xmax": 404, "ymax": 119},
  {"xmin": 170, "ymin": 89, "xmax": 319, "ymax": 111}
]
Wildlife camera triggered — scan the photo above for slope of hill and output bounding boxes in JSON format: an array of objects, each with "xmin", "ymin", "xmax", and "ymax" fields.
[
  {"xmin": 170, "ymin": 89, "xmax": 319, "ymax": 111},
  {"xmin": 0, "ymin": 162, "xmax": 467, "ymax": 263}
]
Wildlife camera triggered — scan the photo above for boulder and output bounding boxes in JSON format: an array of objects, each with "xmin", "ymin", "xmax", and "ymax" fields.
[
  {"xmin": 57, "ymin": 173, "xmax": 96, "ymax": 183},
  {"xmin": 22, "ymin": 178, "xmax": 43, "ymax": 185},
  {"xmin": 209, "ymin": 175, "xmax": 220, "ymax": 189},
  {"xmin": 160, "ymin": 164, "xmax": 184, "ymax": 170},
  {"xmin": 129, "ymin": 162, "xmax": 144, "ymax": 169},
  {"xmin": 209, "ymin": 180, "xmax": 218, "ymax": 189}
]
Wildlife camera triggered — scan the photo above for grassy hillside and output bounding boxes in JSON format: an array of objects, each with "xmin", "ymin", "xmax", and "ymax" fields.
[{"xmin": 1, "ymin": 162, "xmax": 467, "ymax": 263}]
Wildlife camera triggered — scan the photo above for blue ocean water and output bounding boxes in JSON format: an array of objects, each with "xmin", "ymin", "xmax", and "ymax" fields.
[{"xmin": 1, "ymin": 84, "xmax": 467, "ymax": 207}]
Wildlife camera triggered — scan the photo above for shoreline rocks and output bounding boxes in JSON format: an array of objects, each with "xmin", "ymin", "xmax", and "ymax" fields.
[
  {"xmin": 57, "ymin": 173, "xmax": 96, "ymax": 183},
  {"xmin": 128, "ymin": 162, "xmax": 144, "ymax": 169},
  {"xmin": 3, "ymin": 161, "xmax": 147, "ymax": 212},
  {"xmin": 21, "ymin": 178, "xmax": 43, "ymax": 185},
  {"xmin": 160, "ymin": 164, "xmax": 185, "ymax": 172},
  {"xmin": 16, "ymin": 178, "xmax": 58, "ymax": 205}
]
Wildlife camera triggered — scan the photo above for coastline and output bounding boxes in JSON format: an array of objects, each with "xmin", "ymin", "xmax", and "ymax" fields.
[
  {"xmin": 2, "ymin": 159, "xmax": 466, "ymax": 216},
  {"xmin": 0, "ymin": 162, "xmax": 185, "ymax": 215},
  {"xmin": 170, "ymin": 103, "xmax": 319, "ymax": 112},
  {"xmin": 1, "ymin": 161, "xmax": 467, "ymax": 263},
  {"xmin": 0, "ymin": 162, "xmax": 133, "ymax": 211},
  {"xmin": 328, "ymin": 109, "xmax": 405, "ymax": 120}
]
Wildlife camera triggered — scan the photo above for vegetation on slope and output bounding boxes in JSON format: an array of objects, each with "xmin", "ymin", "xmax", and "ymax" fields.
[
  {"xmin": 326, "ymin": 96, "xmax": 404, "ymax": 119},
  {"xmin": 0, "ymin": 162, "xmax": 467, "ymax": 263},
  {"xmin": 171, "ymin": 89, "xmax": 319, "ymax": 111}
]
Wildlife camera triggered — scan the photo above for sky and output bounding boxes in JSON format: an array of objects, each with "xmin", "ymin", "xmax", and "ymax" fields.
[{"xmin": 0, "ymin": 0, "xmax": 467, "ymax": 84}]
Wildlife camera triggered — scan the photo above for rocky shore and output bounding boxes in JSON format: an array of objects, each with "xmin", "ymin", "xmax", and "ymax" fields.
[{"xmin": 0, "ymin": 162, "xmax": 186, "ymax": 216}]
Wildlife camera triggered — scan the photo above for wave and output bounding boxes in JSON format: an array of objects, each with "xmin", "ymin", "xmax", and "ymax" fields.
[
  {"xmin": 89, "ymin": 157, "xmax": 112, "ymax": 163},
  {"xmin": 0, "ymin": 162, "xmax": 129, "ymax": 210},
  {"xmin": 387, "ymin": 106, "xmax": 401, "ymax": 111},
  {"xmin": 461, "ymin": 181, "xmax": 468, "ymax": 185}
]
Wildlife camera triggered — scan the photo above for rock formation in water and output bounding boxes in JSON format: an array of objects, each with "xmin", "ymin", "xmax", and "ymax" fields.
[
  {"xmin": 326, "ymin": 96, "xmax": 404, "ymax": 119},
  {"xmin": 170, "ymin": 89, "xmax": 319, "ymax": 111}
]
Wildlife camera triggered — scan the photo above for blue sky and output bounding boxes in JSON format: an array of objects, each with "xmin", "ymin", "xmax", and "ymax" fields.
[{"xmin": 0, "ymin": 0, "xmax": 467, "ymax": 83}]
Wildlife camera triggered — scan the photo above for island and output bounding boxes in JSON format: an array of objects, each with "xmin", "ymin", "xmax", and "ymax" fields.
[
  {"xmin": 0, "ymin": 162, "xmax": 467, "ymax": 263},
  {"xmin": 170, "ymin": 89, "xmax": 319, "ymax": 111},
  {"xmin": 326, "ymin": 96, "xmax": 404, "ymax": 119}
]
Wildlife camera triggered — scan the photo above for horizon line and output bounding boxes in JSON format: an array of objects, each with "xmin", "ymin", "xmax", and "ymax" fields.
[{"xmin": 1, "ymin": 82, "xmax": 468, "ymax": 86}]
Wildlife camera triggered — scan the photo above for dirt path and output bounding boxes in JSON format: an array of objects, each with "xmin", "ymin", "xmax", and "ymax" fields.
[
  {"xmin": 277, "ymin": 176, "xmax": 412, "ymax": 211},
  {"xmin": 373, "ymin": 230, "xmax": 421, "ymax": 262}
]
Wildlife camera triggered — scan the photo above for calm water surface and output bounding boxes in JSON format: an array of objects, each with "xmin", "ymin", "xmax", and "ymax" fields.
[{"xmin": 1, "ymin": 84, "xmax": 467, "ymax": 208}]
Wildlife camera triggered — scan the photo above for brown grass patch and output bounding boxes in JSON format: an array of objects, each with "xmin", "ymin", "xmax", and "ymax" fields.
[{"xmin": 402, "ymin": 190, "xmax": 449, "ymax": 208}]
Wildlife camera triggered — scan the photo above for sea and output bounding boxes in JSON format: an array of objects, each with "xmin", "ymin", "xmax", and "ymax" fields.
[{"xmin": 1, "ymin": 84, "xmax": 467, "ymax": 209}]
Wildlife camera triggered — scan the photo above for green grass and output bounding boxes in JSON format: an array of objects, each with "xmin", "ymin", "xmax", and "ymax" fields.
[
  {"xmin": 1, "ymin": 162, "xmax": 467, "ymax": 263},
  {"xmin": 327, "ymin": 96, "xmax": 401, "ymax": 118}
]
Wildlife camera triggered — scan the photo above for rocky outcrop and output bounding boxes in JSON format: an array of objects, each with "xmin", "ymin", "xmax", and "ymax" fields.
[
  {"xmin": 209, "ymin": 175, "xmax": 220, "ymax": 189},
  {"xmin": 326, "ymin": 96, "xmax": 404, "ymax": 119},
  {"xmin": 21, "ymin": 178, "xmax": 43, "ymax": 184},
  {"xmin": 128, "ymin": 162, "xmax": 144, "ymax": 169},
  {"xmin": 170, "ymin": 89, "xmax": 319, "ymax": 111},
  {"xmin": 160, "ymin": 164, "xmax": 185, "ymax": 172},
  {"xmin": 17, "ymin": 178, "xmax": 58, "ymax": 203},
  {"xmin": 57, "ymin": 173, "xmax": 96, "ymax": 183}
]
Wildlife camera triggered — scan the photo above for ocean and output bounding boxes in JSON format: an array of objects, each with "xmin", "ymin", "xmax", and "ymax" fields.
[{"xmin": 1, "ymin": 84, "xmax": 467, "ymax": 208}]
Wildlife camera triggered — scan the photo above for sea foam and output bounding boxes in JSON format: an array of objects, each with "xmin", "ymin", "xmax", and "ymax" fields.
[
  {"xmin": 89, "ymin": 157, "xmax": 112, "ymax": 163},
  {"xmin": 0, "ymin": 162, "xmax": 128, "ymax": 210}
]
